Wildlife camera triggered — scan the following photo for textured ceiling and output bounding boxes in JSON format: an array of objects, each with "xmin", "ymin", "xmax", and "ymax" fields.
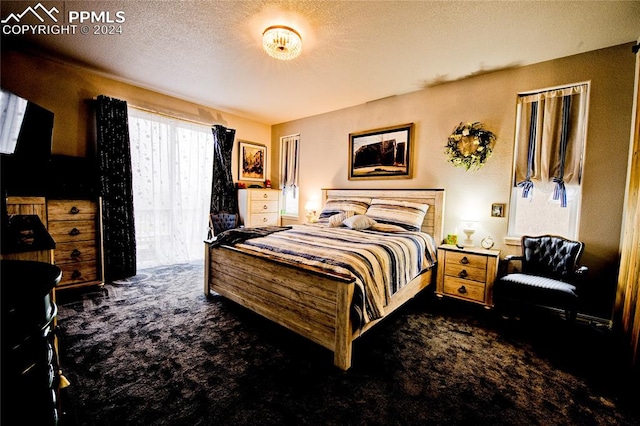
[{"xmin": 2, "ymin": 1, "xmax": 639, "ymax": 124}]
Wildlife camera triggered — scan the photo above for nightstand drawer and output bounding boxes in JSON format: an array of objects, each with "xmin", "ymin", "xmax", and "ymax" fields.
[
  {"xmin": 446, "ymin": 251, "xmax": 487, "ymax": 269},
  {"xmin": 445, "ymin": 262, "xmax": 486, "ymax": 283},
  {"xmin": 443, "ymin": 276, "xmax": 486, "ymax": 303},
  {"xmin": 249, "ymin": 213, "xmax": 279, "ymax": 227},
  {"xmin": 250, "ymin": 200, "xmax": 279, "ymax": 214}
]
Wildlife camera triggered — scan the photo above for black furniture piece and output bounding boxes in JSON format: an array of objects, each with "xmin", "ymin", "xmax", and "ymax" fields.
[
  {"xmin": 1, "ymin": 260, "xmax": 63, "ymax": 426},
  {"xmin": 493, "ymin": 234, "xmax": 588, "ymax": 321},
  {"xmin": 208, "ymin": 211, "xmax": 238, "ymax": 238}
]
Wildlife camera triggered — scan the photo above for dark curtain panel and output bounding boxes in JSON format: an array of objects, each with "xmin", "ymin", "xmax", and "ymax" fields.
[
  {"xmin": 95, "ymin": 95, "xmax": 136, "ymax": 281},
  {"xmin": 210, "ymin": 125, "xmax": 237, "ymax": 214}
]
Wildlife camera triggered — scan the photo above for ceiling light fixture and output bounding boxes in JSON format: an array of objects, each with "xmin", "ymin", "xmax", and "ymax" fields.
[{"xmin": 262, "ymin": 25, "xmax": 302, "ymax": 61}]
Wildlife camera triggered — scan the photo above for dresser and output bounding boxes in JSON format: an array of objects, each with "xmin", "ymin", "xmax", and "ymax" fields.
[
  {"xmin": 46, "ymin": 199, "xmax": 104, "ymax": 289},
  {"xmin": 436, "ymin": 244, "xmax": 500, "ymax": 308},
  {"xmin": 237, "ymin": 188, "xmax": 281, "ymax": 227}
]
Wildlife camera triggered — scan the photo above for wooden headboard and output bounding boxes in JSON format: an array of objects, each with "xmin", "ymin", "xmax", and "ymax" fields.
[{"xmin": 321, "ymin": 189, "xmax": 445, "ymax": 245}]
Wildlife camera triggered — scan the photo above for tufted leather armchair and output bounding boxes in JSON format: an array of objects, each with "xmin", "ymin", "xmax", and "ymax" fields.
[
  {"xmin": 208, "ymin": 211, "xmax": 238, "ymax": 239},
  {"xmin": 493, "ymin": 235, "xmax": 588, "ymax": 321}
]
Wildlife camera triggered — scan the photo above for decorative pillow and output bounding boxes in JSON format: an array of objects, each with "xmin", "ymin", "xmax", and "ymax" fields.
[
  {"xmin": 365, "ymin": 198, "xmax": 429, "ymax": 231},
  {"xmin": 368, "ymin": 223, "xmax": 408, "ymax": 233},
  {"xmin": 342, "ymin": 214, "xmax": 377, "ymax": 230},
  {"xmin": 318, "ymin": 197, "xmax": 371, "ymax": 219},
  {"xmin": 328, "ymin": 211, "xmax": 355, "ymax": 227}
]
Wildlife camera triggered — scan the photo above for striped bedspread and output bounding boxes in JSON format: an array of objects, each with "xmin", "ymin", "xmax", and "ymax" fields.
[{"xmin": 233, "ymin": 224, "xmax": 437, "ymax": 326}]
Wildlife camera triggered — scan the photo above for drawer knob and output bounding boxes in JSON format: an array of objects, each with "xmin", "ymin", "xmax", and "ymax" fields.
[
  {"xmin": 457, "ymin": 285, "xmax": 468, "ymax": 294},
  {"xmin": 458, "ymin": 270, "xmax": 468, "ymax": 278},
  {"xmin": 263, "ymin": 205, "xmax": 268, "ymax": 209},
  {"xmin": 263, "ymin": 217, "xmax": 268, "ymax": 222},
  {"xmin": 69, "ymin": 228, "xmax": 80, "ymax": 236},
  {"xmin": 460, "ymin": 256, "xmax": 469, "ymax": 265},
  {"xmin": 71, "ymin": 249, "xmax": 81, "ymax": 258},
  {"xmin": 71, "ymin": 270, "xmax": 82, "ymax": 280},
  {"xmin": 70, "ymin": 206, "xmax": 80, "ymax": 214},
  {"xmin": 263, "ymin": 193, "xmax": 268, "ymax": 198}
]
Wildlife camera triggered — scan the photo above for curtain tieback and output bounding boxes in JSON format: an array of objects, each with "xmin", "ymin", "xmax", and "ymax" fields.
[
  {"xmin": 517, "ymin": 179, "xmax": 534, "ymax": 199},
  {"xmin": 552, "ymin": 177, "xmax": 567, "ymax": 207}
]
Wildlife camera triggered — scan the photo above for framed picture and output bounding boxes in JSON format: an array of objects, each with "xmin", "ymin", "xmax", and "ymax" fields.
[
  {"xmin": 238, "ymin": 141, "xmax": 266, "ymax": 182},
  {"xmin": 491, "ymin": 203, "xmax": 505, "ymax": 218},
  {"xmin": 348, "ymin": 123, "xmax": 414, "ymax": 180}
]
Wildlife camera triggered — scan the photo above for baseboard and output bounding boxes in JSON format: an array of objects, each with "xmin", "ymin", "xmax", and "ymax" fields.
[{"xmin": 545, "ymin": 306, "xmax": 613, "ymax": 330}]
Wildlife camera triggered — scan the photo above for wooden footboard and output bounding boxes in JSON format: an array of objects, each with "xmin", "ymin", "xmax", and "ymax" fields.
[
  {"xmin": 206, "ymin": 243, "xmax": 435, "ymax": 370},
  {"xmin": 205, "ymin": 244, "xmax": 357, "ymax": 369}
]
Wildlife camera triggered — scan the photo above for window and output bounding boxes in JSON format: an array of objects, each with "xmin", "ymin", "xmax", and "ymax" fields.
[
  {"xmin": 280, "ymin": 134, "xmax": 300, "ymax": 217},
  {"xmin": 128, "ymin": 108, "xmax": 214, "ymax": 269},
  {"xmin": 508, "ymin": 83, "xmax": 589, "ymax": 240}
]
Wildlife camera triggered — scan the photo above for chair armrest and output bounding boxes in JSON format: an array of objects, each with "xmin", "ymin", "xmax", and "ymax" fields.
[
  {"xmin": 504, "ymin": 255, "xmax": 524, "ymax": 263},
  {"xmin": 575, "ymin": 265, "xmax": 588, "ymax": 276}
]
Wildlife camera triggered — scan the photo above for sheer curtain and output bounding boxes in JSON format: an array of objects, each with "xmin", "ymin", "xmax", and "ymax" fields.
[
  {"xmin": 128, "ymin": 108, "xmax": 214, "ymax": 269},
  {"xmin": 280, "ymin": 134, "xmax": 300, "ymax": 215}
]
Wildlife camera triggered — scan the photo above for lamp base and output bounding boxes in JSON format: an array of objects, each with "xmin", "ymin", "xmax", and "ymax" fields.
[{"xmin": 462, "ymin": 228, "xmax": 475, "ymax": 247}]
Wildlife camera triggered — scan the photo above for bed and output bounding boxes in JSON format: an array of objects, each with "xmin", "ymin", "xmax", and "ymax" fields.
[{"xmin": 204, "ymin": 188, "xmax": 445, "ymax": 370}]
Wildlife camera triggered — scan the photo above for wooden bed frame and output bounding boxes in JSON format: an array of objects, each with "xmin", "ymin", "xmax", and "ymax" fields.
[{"xmin": 204, "ymin": 189, "xmax": 445, "ymax": 370}]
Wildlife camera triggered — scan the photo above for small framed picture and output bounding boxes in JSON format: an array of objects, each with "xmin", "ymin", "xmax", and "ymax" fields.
[
  {"xmin": 491, "ymin": 203, "xmax": 505, "ymax": 218},
  {"xmin": 238, "ymin": 141, "xmax": 266, "ymax": 182}
]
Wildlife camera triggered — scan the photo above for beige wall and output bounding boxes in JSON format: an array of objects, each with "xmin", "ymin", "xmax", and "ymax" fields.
[
  {"xmin": 272, "ymin": 43, "xmax": 637, "ymax": 318},
  {"xmin": 2, "ymin": 44, "xmax": 634, "ymax": 317},
  {"xmin": 1, "ymin": 48, "xmax": 272, "ymax": 179}
]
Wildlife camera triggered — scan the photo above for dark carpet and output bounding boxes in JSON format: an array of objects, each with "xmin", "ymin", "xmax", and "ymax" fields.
[{"xmin": 55, "ymin": 262, "xmax": 639, "ymax": 426}]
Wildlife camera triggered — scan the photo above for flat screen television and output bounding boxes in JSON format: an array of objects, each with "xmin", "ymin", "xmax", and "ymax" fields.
[{"xmin": 0, "ymin": 88, "xmax": 54, "ymax": 196}]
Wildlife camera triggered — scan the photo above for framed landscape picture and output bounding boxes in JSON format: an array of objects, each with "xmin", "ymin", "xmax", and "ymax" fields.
[
  {"xmin": 348, "ymin": 123, "xmax": 414, "ymax": 180},
  {"xmin": 238, "ymin": 141, "xmax": 266, "ymax": 182}
]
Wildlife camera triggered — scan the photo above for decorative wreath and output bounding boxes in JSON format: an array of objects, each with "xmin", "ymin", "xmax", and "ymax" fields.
[{"xmin": 445, "ymin": 122, "xmax": 497, "ymax": 171}]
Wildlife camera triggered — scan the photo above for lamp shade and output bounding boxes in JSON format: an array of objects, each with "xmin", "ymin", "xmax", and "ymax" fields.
[
  {"xmin": 304, "ymin": 200, "xmax": 320, "ymax": 211},
  {"xmin": 262, "ymin": 25, "xmax": 302, "ymax": 60}
]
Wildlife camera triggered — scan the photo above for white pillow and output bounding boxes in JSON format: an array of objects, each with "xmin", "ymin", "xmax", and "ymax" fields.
[{"xmin": 343, "ymin": 214, "xmax": 377, "ymax": 230}]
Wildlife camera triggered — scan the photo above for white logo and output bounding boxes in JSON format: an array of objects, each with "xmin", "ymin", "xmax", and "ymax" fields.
[
  {"xmin": 1, "ymin": 2, "xmax": 59, "ymax": 24},
  {"xmin": 2, "ymin": 2, "xmax": 125, "ymax": 36}
]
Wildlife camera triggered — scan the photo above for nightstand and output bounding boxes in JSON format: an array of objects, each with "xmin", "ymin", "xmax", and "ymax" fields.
[{"xmin": 436, "ymin": 244, "xmax": 500, "ymax": 308}]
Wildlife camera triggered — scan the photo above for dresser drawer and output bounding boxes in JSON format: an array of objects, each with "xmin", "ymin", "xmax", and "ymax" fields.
[
  {"xmin": 250, "ymin": 190, "xmax": 279, "ymax": 201},
  {"xmin": 54, "ymin": 240, "xmax": 98, "ymax": 264},
  {"xmin": 249, "ymin": 213, "xmax": 279, "ymax": 227},
  {"xmin": 57, "ymin": 261, "xmax": 99, "ymax": 286},
  {"xmin": 443, "ymin": 276, "xmax": 486, "ymax": 303},
  {"xmin": 47, "ymin": 220, "xmax": 96, "ymax": 243},
  {"xmin": 250, "ymin": 200, "xmax": 278, "ymax": 214},
  {"xmin": 47, "ymin": 200, "xmax": 96, "ymax": 221},
  {"xmin": 444, "ymin": 262, "xmax": 486, "ymax": 283},
  {"xmin": 446, "ymin": 251, "xmax": 487, "ymax": 269}
]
